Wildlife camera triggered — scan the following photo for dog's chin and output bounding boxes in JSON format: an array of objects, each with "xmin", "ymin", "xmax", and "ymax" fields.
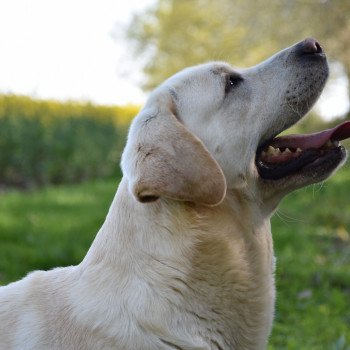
[{"xmin": 255, "ymin": 121, "xmax": 350, "ymax": 194}]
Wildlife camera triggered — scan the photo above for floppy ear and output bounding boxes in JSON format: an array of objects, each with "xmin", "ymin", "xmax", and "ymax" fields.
[{"xmin": 121, "ymin": 95, "xmax": 226, "ymax": 206}]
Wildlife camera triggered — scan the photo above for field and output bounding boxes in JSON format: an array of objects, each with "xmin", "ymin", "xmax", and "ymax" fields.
[{"xmin": 0, "ymin": 166, "xmax": 349, "ymax": 349}]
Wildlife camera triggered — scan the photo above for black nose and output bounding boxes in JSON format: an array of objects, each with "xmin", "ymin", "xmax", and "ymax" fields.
[{"xmin": 298, "ymin": 38, "xmax": 324, "ymax": 55}]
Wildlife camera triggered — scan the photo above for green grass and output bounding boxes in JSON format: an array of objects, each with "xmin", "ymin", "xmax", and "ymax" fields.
[
  {"xmin": 269, "ymin": 163, "xmax": 350, "ymax": 350},
  {"xmin": 0, "ymin": 178, "xmax": 117, "ymax": 284},
  {"xmin": 0, "ymin": 168, "xmax": 349, "ymax": 349}
]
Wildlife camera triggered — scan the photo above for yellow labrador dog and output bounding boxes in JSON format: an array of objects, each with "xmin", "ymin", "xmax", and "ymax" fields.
[{"xmin": 0, "ymin": 38, "xmax": 349, "ymax": 350}]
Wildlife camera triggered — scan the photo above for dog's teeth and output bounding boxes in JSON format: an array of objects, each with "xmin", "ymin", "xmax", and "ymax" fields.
[
  {"xmin": 265, "ymin": 145, "xmax": 284, "ymax": 156},
  {"xmin": 273, "ymin": 148, "xmax": 282, "ymax": 155},
  {"xmin": 333, "ymin": 140, "xmax": 339, "ymax": 147},
  {"xmin": 284, "ymin": 148, "xmax": 292, "ymax": 154},
  {"xmin": 296, "ymin": 148, "xmax": 302, "ymax": 153},
  {"xmin": 267, "ymin": 146, "xmax": 276, "ymax": 155}
]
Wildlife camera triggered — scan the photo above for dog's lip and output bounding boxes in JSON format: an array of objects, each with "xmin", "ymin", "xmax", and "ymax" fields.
[{"xmin": 256, "ymin": 121, "xmax": 350, "ymax": 180}]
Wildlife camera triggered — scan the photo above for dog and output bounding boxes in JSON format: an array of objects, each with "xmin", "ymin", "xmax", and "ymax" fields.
[{"xmin": 0, "ymin": 38, "xmax": 349, "ymax": 350}]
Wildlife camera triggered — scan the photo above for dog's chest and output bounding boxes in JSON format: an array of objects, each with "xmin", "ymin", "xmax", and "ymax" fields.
[
  {"xmin": 179, "ymin": 224, "xmax": 276, "ymax": 349},
  {"xmin": 77, "ymin": 197, "xmax": 276, "ymax": 349}
]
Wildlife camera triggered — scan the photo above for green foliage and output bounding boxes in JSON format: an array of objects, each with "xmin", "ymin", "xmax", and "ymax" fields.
[
  {"xmin": 0, "ymin": 167, "xmax": 349, "ymax": 347},
  {"xmin": 0, "ymin": 95, "xmax": 139, "ymax": 126},
  {"xmin": 0, "ymin": 94, "xmax": 139, "ymax": 188},
  {"xmin": 126, "ymin": 0, "xmax": 350, "ymax": 91}
]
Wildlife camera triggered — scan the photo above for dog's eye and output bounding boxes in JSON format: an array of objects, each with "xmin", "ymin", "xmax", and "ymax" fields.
[{"xmin": 225, "ymin": 74, "xmax": 243, "ymax": 93}]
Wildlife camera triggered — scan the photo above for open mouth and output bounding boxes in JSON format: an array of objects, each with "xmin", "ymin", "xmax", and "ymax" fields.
[{"xmin": 256, "ymin": 121, "xmax": 350, "ymax": 180}]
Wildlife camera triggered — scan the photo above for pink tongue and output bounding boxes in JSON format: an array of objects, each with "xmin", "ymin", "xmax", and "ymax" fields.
[{"xmin": 271, "ymin": 121, "xmax": 350, "ymax": 149}]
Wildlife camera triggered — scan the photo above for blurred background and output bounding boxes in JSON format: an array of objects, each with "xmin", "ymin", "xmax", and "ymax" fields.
[{"xmin": 0, "ymin": 0, "xmax": 349, "ymax": 348}]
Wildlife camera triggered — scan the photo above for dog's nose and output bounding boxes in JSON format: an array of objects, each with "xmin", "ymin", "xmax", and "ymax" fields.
[{"xmin": 298, "ymin": 38, "xmax": 323, "ymax": 55}]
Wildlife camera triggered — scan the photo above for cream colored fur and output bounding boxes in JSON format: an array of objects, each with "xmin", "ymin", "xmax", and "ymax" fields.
[{"xmin": 0, "ymin": 40, "xmax": 336, "ymax": 349}]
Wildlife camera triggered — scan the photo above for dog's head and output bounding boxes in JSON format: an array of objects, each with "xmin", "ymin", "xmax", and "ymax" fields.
[{"xmin": 122, "ymin": 38, "xmax": 349, "ymax": 209}]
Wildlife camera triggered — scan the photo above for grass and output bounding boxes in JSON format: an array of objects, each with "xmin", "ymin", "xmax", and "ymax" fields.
[
  {"xmin": 269, "ymin": 163, "xmax": 350, "ymax": 350},
  {"xmin": 0, "ymin": 167, "xmax": 349, "ymax": 349},
  {"xmin": 0, "ymin": 179, "xmax": 117, "ymax": 284}
]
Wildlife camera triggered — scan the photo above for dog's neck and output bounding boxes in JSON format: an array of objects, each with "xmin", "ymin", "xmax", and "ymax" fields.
[{"xmin": 82, "ymin": 178, "xmax": 270, "ymax": 269}]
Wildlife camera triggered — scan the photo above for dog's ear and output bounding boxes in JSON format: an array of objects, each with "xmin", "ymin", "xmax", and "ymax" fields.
[{"xmin": 121, "ymin": 94, "xmax": 226, "ymax": 206}]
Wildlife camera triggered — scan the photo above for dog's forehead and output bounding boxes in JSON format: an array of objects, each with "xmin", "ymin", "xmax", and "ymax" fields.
[
  {"xmin": 168, "ymin": 62, "xmax": 234, "ymax": 87},
  {"xmin": 209, "ymin": 63, "xmax": 235, "ymax": 76},
  {"xmin": 192, "ymin": 62, "xmax": 234, "ymax": 81}
]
